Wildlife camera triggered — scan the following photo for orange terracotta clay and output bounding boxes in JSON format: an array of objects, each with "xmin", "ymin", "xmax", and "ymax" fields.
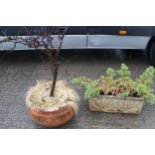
[{"xmin": 27, "ymin": 105, "xmax": 75, "ymax": 128}]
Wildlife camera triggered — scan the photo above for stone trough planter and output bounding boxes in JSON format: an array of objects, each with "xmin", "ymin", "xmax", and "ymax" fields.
[
  {"xmin": 89, "ymin": 95, "xmax": 144, "ymax": 114},
  {"xmin": 72, "ymin": 64, "xmax": 155, "ymax": 115}
]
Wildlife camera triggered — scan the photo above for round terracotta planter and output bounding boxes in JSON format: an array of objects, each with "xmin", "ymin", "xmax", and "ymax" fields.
[
  {"xmin": 27, "ymin": 105, "xmax": 75, "ymax": 128},
  {"xmin": 26, "ymin": 80, "xmax": 80, "ymax": 128}
]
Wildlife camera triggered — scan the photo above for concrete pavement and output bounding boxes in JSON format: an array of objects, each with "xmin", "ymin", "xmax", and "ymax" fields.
[{"xmin": 0, "ymin": 49, "xmax": 154, "ymax": 128}]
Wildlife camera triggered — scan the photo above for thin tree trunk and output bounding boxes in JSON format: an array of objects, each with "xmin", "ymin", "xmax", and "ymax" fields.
[
  {"xmin": 50, "ymin": 51, "xmax": 60, "ymax": 96},
  {"xmin": 50, "ymin": 28, "xmax": 67, "ymax": 97}
]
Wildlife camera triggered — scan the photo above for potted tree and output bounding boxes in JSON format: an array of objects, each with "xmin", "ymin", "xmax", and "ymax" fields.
[
  {"xmin": 72, "ymin": 64, "xmax": 155, "ymax": 114},
  {"xmin": 1, "ymin": 26, "xmax": 80, "ymax": 127}
]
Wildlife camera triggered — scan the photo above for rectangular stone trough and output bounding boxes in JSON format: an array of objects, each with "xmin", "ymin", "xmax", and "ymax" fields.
[{"xmin": 89, "ymin": 95, "xmax": 144, "ymax": 114}]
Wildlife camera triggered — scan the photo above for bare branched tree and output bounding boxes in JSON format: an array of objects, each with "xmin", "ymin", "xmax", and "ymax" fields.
[{"xmin": 0, "ymin": 26, "xmax": 68, "ymax": 96}]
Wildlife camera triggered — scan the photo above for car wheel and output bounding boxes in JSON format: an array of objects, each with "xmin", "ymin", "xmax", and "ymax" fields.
[
  {"xmin": 149, "ymin": 42, "xmax": 155, "ymax": 66},
  {"xmin": 144, "ymin": 49, "xmax": 150, "ymax": 60}
]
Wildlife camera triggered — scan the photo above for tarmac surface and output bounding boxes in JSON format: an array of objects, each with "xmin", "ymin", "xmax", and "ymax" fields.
[{"xmin": 0, "ymin": 49, "xmax": 154, "ymax": 129}]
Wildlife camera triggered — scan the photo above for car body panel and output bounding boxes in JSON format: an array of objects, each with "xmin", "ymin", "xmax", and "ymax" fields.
[
  {"xmin": 0, "ymin": 26, "xmax": 155, "ymax": 50},
  {"xmin": 87, "ymin": 35, "xmax": 151, "ymax": 49}
]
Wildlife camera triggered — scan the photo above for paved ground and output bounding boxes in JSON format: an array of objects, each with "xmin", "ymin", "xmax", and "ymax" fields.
[{"xmin": 0, "ymin": 49, "xmax": 155, "ymax": 129}]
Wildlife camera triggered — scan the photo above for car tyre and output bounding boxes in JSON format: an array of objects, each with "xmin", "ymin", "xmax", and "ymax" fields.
[{"xmin": 149, "ymin": 42, "xmax": 155, "ymax": 66}]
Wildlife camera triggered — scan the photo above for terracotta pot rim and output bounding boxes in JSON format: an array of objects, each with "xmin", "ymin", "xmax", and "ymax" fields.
[{"xmin": 26, "ymin": 104, "xmax": 74, "ymax": 113}]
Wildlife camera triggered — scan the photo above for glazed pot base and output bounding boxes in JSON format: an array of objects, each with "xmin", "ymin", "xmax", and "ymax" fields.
[{"xmin": 27, "ymin": 105, "xmax": 75, "ymax": 128}]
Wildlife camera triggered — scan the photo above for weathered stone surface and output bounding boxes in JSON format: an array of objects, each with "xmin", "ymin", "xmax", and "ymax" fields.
[{"xmin": 89, "ymin": 96, "xmax": 144, "ymax": 114}]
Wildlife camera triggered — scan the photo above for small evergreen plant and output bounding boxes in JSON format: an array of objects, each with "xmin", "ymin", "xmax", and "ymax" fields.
[{"xmin": 72, "ymin": 64, "xmax": 155, "ymax": 104}]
